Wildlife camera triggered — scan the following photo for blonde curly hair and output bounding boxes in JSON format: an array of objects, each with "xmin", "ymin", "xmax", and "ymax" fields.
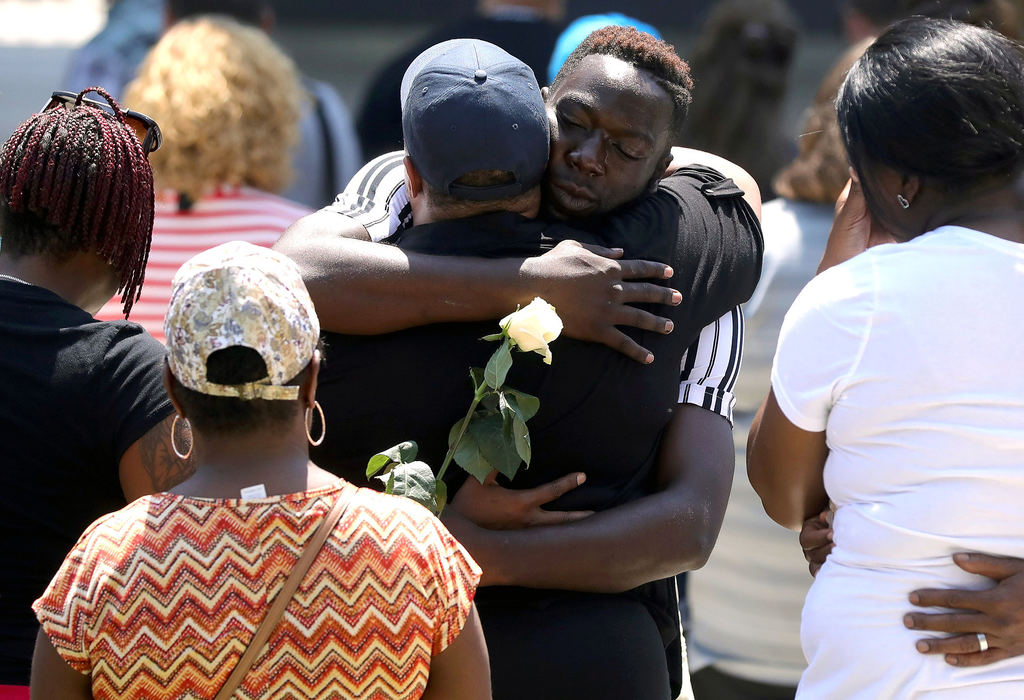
[{"xmin": 124, "ymin": 15, "xmax": 304, "ymax": 200}]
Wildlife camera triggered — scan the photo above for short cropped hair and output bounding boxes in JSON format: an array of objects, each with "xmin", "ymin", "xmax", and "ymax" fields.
[
  {"xmin": 124, "ymin": 16, "xmax": 304, "ymax": 202},
  {"xmin": 551, "ymin": 25, "xmax": 694, "ymax": 143},
  {"xmin": 0, "ymin": 88, "xmax": 155, "ymax": 315},
  {"xmin": 421, "ymin": 170, "xmax": 540, "ymax": 220}
]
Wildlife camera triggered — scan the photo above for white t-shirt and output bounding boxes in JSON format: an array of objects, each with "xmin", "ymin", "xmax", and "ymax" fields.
[{"xmin": 772, "ymin": 225, "xmax": 1024, "ymax": 698}]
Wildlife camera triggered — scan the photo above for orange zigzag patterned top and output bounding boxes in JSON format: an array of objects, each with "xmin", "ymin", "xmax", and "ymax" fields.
[{"xmin": 33, "ymin": 481, "xmax": 481, "ymax": 699}]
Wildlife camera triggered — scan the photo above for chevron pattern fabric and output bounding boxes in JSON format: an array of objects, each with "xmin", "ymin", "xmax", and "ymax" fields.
[{"xmin": 33, "ymin": 482, "xmax": 480, "ymax": 699}]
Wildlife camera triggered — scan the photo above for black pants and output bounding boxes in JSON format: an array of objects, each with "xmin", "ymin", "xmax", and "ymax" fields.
[{"xmin": 479, "ymin": 592, "xmax": 674, "ymax": 700}]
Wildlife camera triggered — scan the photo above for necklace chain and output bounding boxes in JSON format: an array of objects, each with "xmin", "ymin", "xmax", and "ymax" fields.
[{"xmin": 0, "ymin": 273, "xmax": 30, "ymax": 285}]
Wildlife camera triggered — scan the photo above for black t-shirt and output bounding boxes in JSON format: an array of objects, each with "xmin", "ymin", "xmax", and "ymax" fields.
[
  {"xmin": 314, "ymin": 166, "xmax": 761, "ymax": 696},
  {"xmin": 315, "ymin": 166, "xmax": 762, "ymax": 505},
  {"xmin": 0, "ymin": 281, "xmax": 172, "ymax": 684}
]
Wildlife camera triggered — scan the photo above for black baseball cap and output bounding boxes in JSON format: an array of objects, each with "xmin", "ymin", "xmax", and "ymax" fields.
[{"xmin": 401, "ymin": 38, "xmax": 549, "ymax": 201}]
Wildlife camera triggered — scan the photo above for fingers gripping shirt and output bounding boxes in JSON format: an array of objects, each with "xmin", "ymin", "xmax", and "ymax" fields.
[{"xmin": 323, "ymin": 151, "xmax": 742, "ymax": 422}]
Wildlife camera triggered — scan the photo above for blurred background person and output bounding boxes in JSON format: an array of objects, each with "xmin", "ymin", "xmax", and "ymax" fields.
[
  {"xmin": 31, "ymin": 241, "xmax": 489, "ymax": 700},
  {"xmin": 841, "ymin": 0, "xmax": 1021, "ymax": 42},
  {"xmin": 62, "ymin": 0, "xmax": 163, "ymax": 100},
  {"xmin": 0, "ymin": 87, "xmax": 189, "ymax": 694},
  {"xmin": 355, "ymin": 0, "xmax": 566, "ymax": 159},
  {"xmin": 545, "ymin": 11, "xmax": 661, "ymax": 85},
  {"xmin": 748, "ymin": 17, "xmax": 1024, "ymax": 697},
  {"xmin": 95, "ymin": 15, "xmax": 310, "ymax": 342},
  {"xmin": 163, "ymin": 0, "xmax": 362, "ymax": 207},
  {"xmin": 63, "ymin": 0, "xmax": 361, "ymax": 209},
  {"xmin": 681, "ymin": 0, "xmax": 798, "ymax": 200},
  {"xmin": 684, "ymin": 40, "xmax": 868, "ymax": 700}
]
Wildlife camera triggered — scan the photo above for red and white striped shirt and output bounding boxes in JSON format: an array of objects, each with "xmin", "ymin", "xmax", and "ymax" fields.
[{"xmin": 98, "ymin": 186, "xmax": 311, "ymax": 343}]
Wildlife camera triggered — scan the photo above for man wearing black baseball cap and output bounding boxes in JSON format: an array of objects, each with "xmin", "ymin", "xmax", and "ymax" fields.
[{"xmin": 290, "ymin": 32, "xmax": 761, "ymax": 700}]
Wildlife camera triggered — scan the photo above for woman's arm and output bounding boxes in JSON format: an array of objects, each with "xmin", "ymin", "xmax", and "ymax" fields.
[
  {"xmin": 421, "ymin": 605, "xmax": 491, "ymax": 700},
  {"xmin": 30, "ymin": 628, "xmax": 91, "ymax": 700},
  {"xmin": 746, "ymin": 389, "xmax": 829, "ymax": 530}
]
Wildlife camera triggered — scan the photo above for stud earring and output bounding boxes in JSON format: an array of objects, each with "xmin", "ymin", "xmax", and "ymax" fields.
[{"xmin": 896, "ymin": 194, "xmax": 910, "ymax": 209}]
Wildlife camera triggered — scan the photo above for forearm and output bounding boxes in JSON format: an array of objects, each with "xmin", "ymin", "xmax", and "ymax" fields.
[
  {"xmin": 446, "ymin": 405, "xmax": 735, "ymax": 593},
  {"xmin": 447, "ymin": 489, "xmax": 713, "ymax": 593},
  {"xmin": 274, "ymin": 211, "xmax": 535, "ymax": 333}
]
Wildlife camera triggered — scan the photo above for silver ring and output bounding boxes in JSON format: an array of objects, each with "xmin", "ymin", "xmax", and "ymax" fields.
[{"xmin": 977, "ymin": 632, "xmax": 989, "ymax": 652}]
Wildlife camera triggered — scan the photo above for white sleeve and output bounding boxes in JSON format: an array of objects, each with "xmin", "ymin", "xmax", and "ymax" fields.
[
  {"xmin": 678, "ymin": 307, "xmax": 744, "ymax": 425},
  {"xmin": 322, "ymin": 151, "xmax": 412, "ymax": 242},
  {"xmin": 770, "ymin": 262, "xmax": 874, "ymax": 433}
]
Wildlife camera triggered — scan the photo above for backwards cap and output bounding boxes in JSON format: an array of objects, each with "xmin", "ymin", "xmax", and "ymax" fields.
[
  {"xmin": 401, "ymin": 38, "xmax": 549, "ymax": 201},
  {"xmin": 164, "ymin": 241, "xmax": 320, "ymax": 400}
]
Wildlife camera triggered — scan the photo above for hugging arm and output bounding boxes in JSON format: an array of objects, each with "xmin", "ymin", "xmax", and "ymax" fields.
[
  {"xmin": 275, "ymin": 212, "xmax": 679, "ymax": 363},
  {"xmin": 445, "ymin": 403, "xmax": 734, "ymax": 592},
  {"xmin": 668, "ymin": 147, "xmax": 762, "ymax": 219}
]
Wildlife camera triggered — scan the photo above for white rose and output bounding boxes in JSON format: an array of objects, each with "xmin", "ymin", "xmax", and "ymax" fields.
[{"xmin": 500, "ymin": 297, "xmax": 563, "ymax": 364}]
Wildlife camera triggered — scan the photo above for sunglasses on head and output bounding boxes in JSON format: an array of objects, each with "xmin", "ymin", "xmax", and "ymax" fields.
[{"xmin": 41, "ymin": 90, "xmax": 163, "ymax": 155}]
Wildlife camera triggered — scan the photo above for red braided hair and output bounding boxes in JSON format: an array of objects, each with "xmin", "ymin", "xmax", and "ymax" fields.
[{"xmin": 0, "ymin": 87, "xmax": 155, "ymax": 316}]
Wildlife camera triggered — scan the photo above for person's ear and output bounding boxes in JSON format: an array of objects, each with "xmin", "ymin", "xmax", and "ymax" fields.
[
  {"xmin": 301, "ymin": 349, "xmax": 321, "ymax": 410},
  {"xmin": 162, "ymin": 362, "xmax": 186, "ymax": 419},
  {"xmin": 900, "ymin": 174, "xmax": 921, "ymax": 207},
  {"xmin": 404, "ymin": 156, "xmax": 424, "ymax": 198},
  {"xmin": 648, "ymin": 151, "xmax": 673, "ymax": 192}
]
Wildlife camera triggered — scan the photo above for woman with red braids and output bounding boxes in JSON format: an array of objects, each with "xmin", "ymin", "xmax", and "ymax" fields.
[{"xmin": 0, "ymin": 88, "xmax": 191, "ymax": 696}]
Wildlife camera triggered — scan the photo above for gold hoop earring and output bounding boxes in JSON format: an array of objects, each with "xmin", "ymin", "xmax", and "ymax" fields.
[
  {"xmin": 171, "ymin": 414, "xmax": 193, "ymax": 460},
  {"xmin": 305, "ymin": 401, "xmax": 326, "ymax": 447}
]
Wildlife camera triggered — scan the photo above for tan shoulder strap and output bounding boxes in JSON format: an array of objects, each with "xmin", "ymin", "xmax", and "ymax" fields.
[{"xmin": 215, "ymin": 486, "xmax": 354, "ymax": 700}]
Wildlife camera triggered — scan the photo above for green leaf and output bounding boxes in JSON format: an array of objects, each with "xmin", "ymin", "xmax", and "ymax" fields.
[
  {"xmin": 469, "ymin": 367, "xmax": 485, "ymax": 393},
  {"xmin": 480, "ymin": 332, "xmax": 504, "ymax": 342},
  {"xmin": 376, "ymin": 469, "xmax": 397, "ymax": 494},
  {"xmin": 367, "ymin": 441, "xmax": 418, "ymax": 477},
  {"xmin": 505, "ymin": 388, "xmax": 540, "ymax": 421},
  {"xmin": 435, "ymin": 479, "xmax": 448, "ymax": 516},
  {"xmin": 452, "ymin": 429, "xmax": 496, "ymax": 484},
  {"xmin": 448, "ymin": 416, "xmax": 468, "ymax": 449},
  {"xmin": 512, "ymin": 413, "xmax": 531, "ymax": 466},
  {"xmin": 481, "ymin": 392, "xmax": 499, "ymax": 413},
  {"xmin": 387, "ymin": 460, "xmax": 439, "ymax": 514},
  {"xmin": 456, "ymin": 412, "xmax": 523, "ymax": 482},
  {"xmin": 484, "ymin": 339, "xmax": 513, "ymax": 389}
]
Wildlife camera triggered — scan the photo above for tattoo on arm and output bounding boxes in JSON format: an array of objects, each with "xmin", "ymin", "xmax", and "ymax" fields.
[{"xmin": 138, "ymin": 417, "xmax": 195, "ymax": 492}]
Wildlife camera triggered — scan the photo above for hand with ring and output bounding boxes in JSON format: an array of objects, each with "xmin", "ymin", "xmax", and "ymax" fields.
[{"xmin": 903, "ymin": 553, "xmax": 1024, "ymax": 666}]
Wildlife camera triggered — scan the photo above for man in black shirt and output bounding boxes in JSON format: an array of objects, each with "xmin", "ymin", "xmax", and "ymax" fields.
[{"xmin": 283, "ymin": 32, "xmax": 762, "ymax": 699}]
